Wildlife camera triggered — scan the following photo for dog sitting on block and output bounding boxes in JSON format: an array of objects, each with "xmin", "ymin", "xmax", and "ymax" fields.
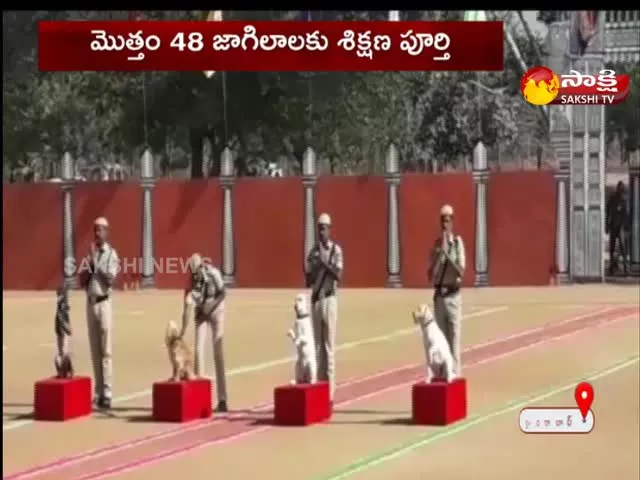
[
  {"xmin": 54, "ymin": 286, "xmax": 74, "ymax": 378},
  {"xmin": 412, "ymin": 304, "xmax": 456, "ymax": 383},
  {"xmin": 165, "ymin": 321, "xmax": 195, "ymax": 381},
  {"xmin": 287, "ymin": 294, "xmax": 317, "ymax": 384}
]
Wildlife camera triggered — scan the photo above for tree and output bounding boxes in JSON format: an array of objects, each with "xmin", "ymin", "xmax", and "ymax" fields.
[
  {"xmin": 3, "ymin": 10, "xmax": 548, "ymax": 178},
  {"xmin": 606, "ymin": 64, "xmax": 640, "ymax": 163}
]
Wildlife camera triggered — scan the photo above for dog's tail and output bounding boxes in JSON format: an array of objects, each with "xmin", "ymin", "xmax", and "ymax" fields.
[{"xmin": 165, "ymin": 321, "xmax": 181, "ymax": 345}]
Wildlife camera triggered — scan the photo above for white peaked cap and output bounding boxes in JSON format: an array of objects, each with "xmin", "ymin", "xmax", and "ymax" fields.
[
  {"xmin": 317, "ymin": 213, "xmax": 332, "ymax": 226},
  {"xmin": 94, "ymin": 217, "xmax": 109, "ymax": 227},
  {"xmin": 188, "ymin": 253, "xmax": 203, "ymax": 272},
  {"xmin": 440, "ymin": 204, "xmax": 454, "ymax": 216}
]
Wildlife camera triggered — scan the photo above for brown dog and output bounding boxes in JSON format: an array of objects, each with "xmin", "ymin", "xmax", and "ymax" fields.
[{"xmin": 165, "ymin": 321, "xmax": 195, "ymax": 381}]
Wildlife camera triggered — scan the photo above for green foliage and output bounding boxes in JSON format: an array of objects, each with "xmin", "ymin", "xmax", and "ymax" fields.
[
  {"xmin": 606, "ymin": 64, "xmax": 640, "ymax": 161},
  {"xmin": 2, "ymin": 10, "xmax": 585, "ymax": 177}
]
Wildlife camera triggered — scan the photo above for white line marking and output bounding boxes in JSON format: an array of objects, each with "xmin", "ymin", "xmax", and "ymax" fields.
[
  {"xmin": 72, "ymin": 310, "xmax": 638, "ymax": 480},
  {"xmin": 2, "ymin": 306, "xmax": 507, "ymax": 432},
  {"xmin": 5, "ymin": 307, "xmax": 633, "ymax": 480}
]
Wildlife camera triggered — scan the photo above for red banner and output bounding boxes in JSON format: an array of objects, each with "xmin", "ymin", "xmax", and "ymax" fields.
[{"xmin": 38, "ymin": 21, "xmax": 504, "ymax": 72}]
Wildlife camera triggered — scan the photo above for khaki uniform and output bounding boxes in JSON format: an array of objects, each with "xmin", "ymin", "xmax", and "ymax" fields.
[
  {"xmin": 306, "ymin": 240, "xmax": 344, "ymax": 400},
  {"xmin": 187, "ymin": 264, "xmax": 228, "ymax": 403},
  {"xmin": 86, "ymin": 242, "xmax": 119, "ymax": 400},
  {"xmin": 430, "ymin": 234, "xmax": 466, "ymax": 376}
]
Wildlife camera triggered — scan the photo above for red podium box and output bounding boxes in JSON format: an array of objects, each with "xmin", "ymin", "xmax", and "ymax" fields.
[
  {"xmin": 412, "ymin": 378, "xmax": 467, "ymax": 426},
  {"xmin": 34, "ymin": 376, "xmax": 92, "ymax": 421},
  {"xmin": 274, "ymin": 381, "xmax": 331, "ymax": 426},
  {"xmin": 152, "ymin": 378, "xmax": 213, "ymax": 422}
]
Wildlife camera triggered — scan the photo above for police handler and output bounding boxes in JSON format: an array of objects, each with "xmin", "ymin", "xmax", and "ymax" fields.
[
  {"xmin": 306, "ymin": 213, "xmax": 344, "ymax": 403},
  {"xmin": 428, "ymin": 204, "xmax": 466, "ymax": 376},
  {"xmin": 82, "ymin": 216, "xmax": 120, "ymax": 409},
  {"xmin": 181, "ymin": 253, "xmax": 229, "ymax": 413}
]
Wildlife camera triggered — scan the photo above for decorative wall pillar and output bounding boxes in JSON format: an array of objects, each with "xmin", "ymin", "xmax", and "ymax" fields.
[
  {"xmin": 629, "ymin": 153, "xmax": 640, "ymax": 274},
  {"xmin": 220, "ymin": 147, "xmax": 236, "ymax": 286},
  {"xmin": 302, "ymin": 147, "xmax": 318, "ymax": 278},
  {"xmin": 140, "ymin": 149, "xmax": 155, "ymax": 288},
  {"xmin": 554, "ymin": 161, "xmax": 571, "ymax": 283},
  {"xmin": 550, "ymin": 109, "xmax": 572, "ymax": 284},
  {"xmin": 472, "ymin": 142, "xmax": 489, "ymax": 286},
  {"xmin": 568, "ymin": 13, "xmax": 606, "ymax": 282},
  {"xmin": 385, "ymin": 143, "xmax": 401, "ymax": 287},
  {"xmin": 61, "ymin": 152, "xmax": 76, "ymax": 289}
]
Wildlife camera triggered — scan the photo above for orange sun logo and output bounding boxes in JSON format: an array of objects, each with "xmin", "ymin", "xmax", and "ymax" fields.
[{"xmin": 520, "ymin": 66, "xmax": 560, "ymax": 106}]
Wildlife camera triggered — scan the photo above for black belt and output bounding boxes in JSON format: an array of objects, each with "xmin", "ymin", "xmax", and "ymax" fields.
[
  {"xmin": 92, "ymin": 295, "xmax": 109, "ymax": 304},
  {"xmin": 312, "ymin": 289, "xmax": 336, "ymax": 304},
  {"xmin": 434, "ymin": 285, "xmax": 460, "ymax": 297}
]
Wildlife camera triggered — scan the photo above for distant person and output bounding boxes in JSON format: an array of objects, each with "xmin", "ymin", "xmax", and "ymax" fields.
[
  {"xmin": 306, "ymin": 213, "xmax": 343, "ymax": 405},
  {"xmin": 181, "ymin": 253, "xmax": 229, "ymax": 413},
  {"xmin": 80, "ymin": 217, "xmax": 120, "ymax": 409},
  {"xmin": 428, "ymin": 204, "xmax": 466, "ymax": 377},
  {"xmin": 606, "ymin": 181, "xmax": 630, "ymax": 276}
]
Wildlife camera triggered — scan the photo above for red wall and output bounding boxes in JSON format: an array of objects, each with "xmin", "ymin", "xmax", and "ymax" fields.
[
  {"xmin": 73, "ymin": 182, "xmax": 142, "ymax": 289},
  {"xmin": 487, "ymin": 171, "xmax": 557, "ymax": 286},
  {"xmin": 3, "ymin": 184, "xmax": 62, "ymax": 289},
  {"xmin": 153, "ymin": 180, "xmax": 222, "ymax": 289},
  {"xmin": 234, "ymin": 177, "xmax": 303, "ymax": 287},
  {"xmin": 316, "ymin": 176, "xmax": 388, "ymax": 288},
  {"xmin": 400, "ymin": 174, "xmax": 476, "ymax": 288},
  {"xmin": 2, "ymin": 172, "xmax": 557, "ymax": 290}
]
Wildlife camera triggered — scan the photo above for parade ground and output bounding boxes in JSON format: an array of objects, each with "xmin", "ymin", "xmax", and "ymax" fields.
[{"xmin": 3, "ymin": 286, "xmax": 639, "ymax": 480}]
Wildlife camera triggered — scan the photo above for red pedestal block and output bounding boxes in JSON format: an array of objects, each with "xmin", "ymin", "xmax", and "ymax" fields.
[
  {"xmin": 34, "ymin": 376, "xmax": 92, "ymax": 421},
  {"xmin": 152, "ymin": 379, "xmax": 213, "ymax": 422},
  {"xmin": 412, "ymin": 378, "xmax": 468, "ymax": 426},
  {"xmin": 274, "ymin": 382, "xmax": 331, "ymax": 426}
]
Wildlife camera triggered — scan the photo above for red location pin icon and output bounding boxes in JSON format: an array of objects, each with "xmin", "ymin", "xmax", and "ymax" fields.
[{"xmin": 575, "ymin": 382, "xmax": 594, "ymax": 421}]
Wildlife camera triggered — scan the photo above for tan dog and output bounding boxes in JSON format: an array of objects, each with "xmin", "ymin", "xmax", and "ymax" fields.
[
  {"xmin": 412, "ymin": 304, "xmax": 456, "ymax": 383},
  {"xmin": 165, "ymin": 321, "xmax": 195, "ymax": 381}
]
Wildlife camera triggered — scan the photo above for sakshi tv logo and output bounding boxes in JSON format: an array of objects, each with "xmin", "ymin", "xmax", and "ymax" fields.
[{"xmin": 520, "ymin": 66, "xmax": 631, "ymax": 106}]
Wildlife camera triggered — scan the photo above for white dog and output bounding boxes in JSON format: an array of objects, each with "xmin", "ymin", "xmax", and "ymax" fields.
[
  {"xmin": 287, "ymin": 293, "xmax": 317, "ymax": 384},
  {"xmin": 412, "ymin": 304, "xmax": 456, "ymax": 383}
]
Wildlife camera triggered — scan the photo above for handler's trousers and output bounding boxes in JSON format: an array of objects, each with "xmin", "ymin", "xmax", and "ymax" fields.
[
  {"xmin": 194, "ymin": 305, "xmax": 228, "ymax": 403},
  {"xmin": 433, "ymin": 292, "xmax": 462, "ymax": 376},
  {"xmin": 312, "ymin": 295, "xmax": 338, "ymax": 400},
  {"xmin": 86, "ymin": 298, "xmax": 113, "ymax": 400}
]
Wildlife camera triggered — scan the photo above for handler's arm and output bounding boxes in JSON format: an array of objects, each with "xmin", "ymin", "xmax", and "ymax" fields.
[
  {"xmin": 181, "ymin": 292, "xmax": 195, "ymax": 338},
  {"xmin": 208, "ymin": 269, "xmax": 227, "ymax": 312},
  {"xmin": 95, "ymin": 250, "xmax": 120, "ymax": 286},
  {"xmin": 444, "ymin": 237, "xmax": 466, "ymax": 278},
  {"xmin": 323, "ymin": 245, "xmax": 344, "ymax": 282},
  {"xmin": 428, "ymin": 241, "xmax": 443, "ymax": 281}
]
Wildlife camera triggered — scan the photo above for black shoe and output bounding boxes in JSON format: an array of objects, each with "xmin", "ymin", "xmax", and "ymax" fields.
[
  {"xmin": 97, "ymin": 397, "xmax": 112, "ymax": 410},
  {"xmin": 215, "ymin": 401, "xmax": 228, "ymax": 413}
]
